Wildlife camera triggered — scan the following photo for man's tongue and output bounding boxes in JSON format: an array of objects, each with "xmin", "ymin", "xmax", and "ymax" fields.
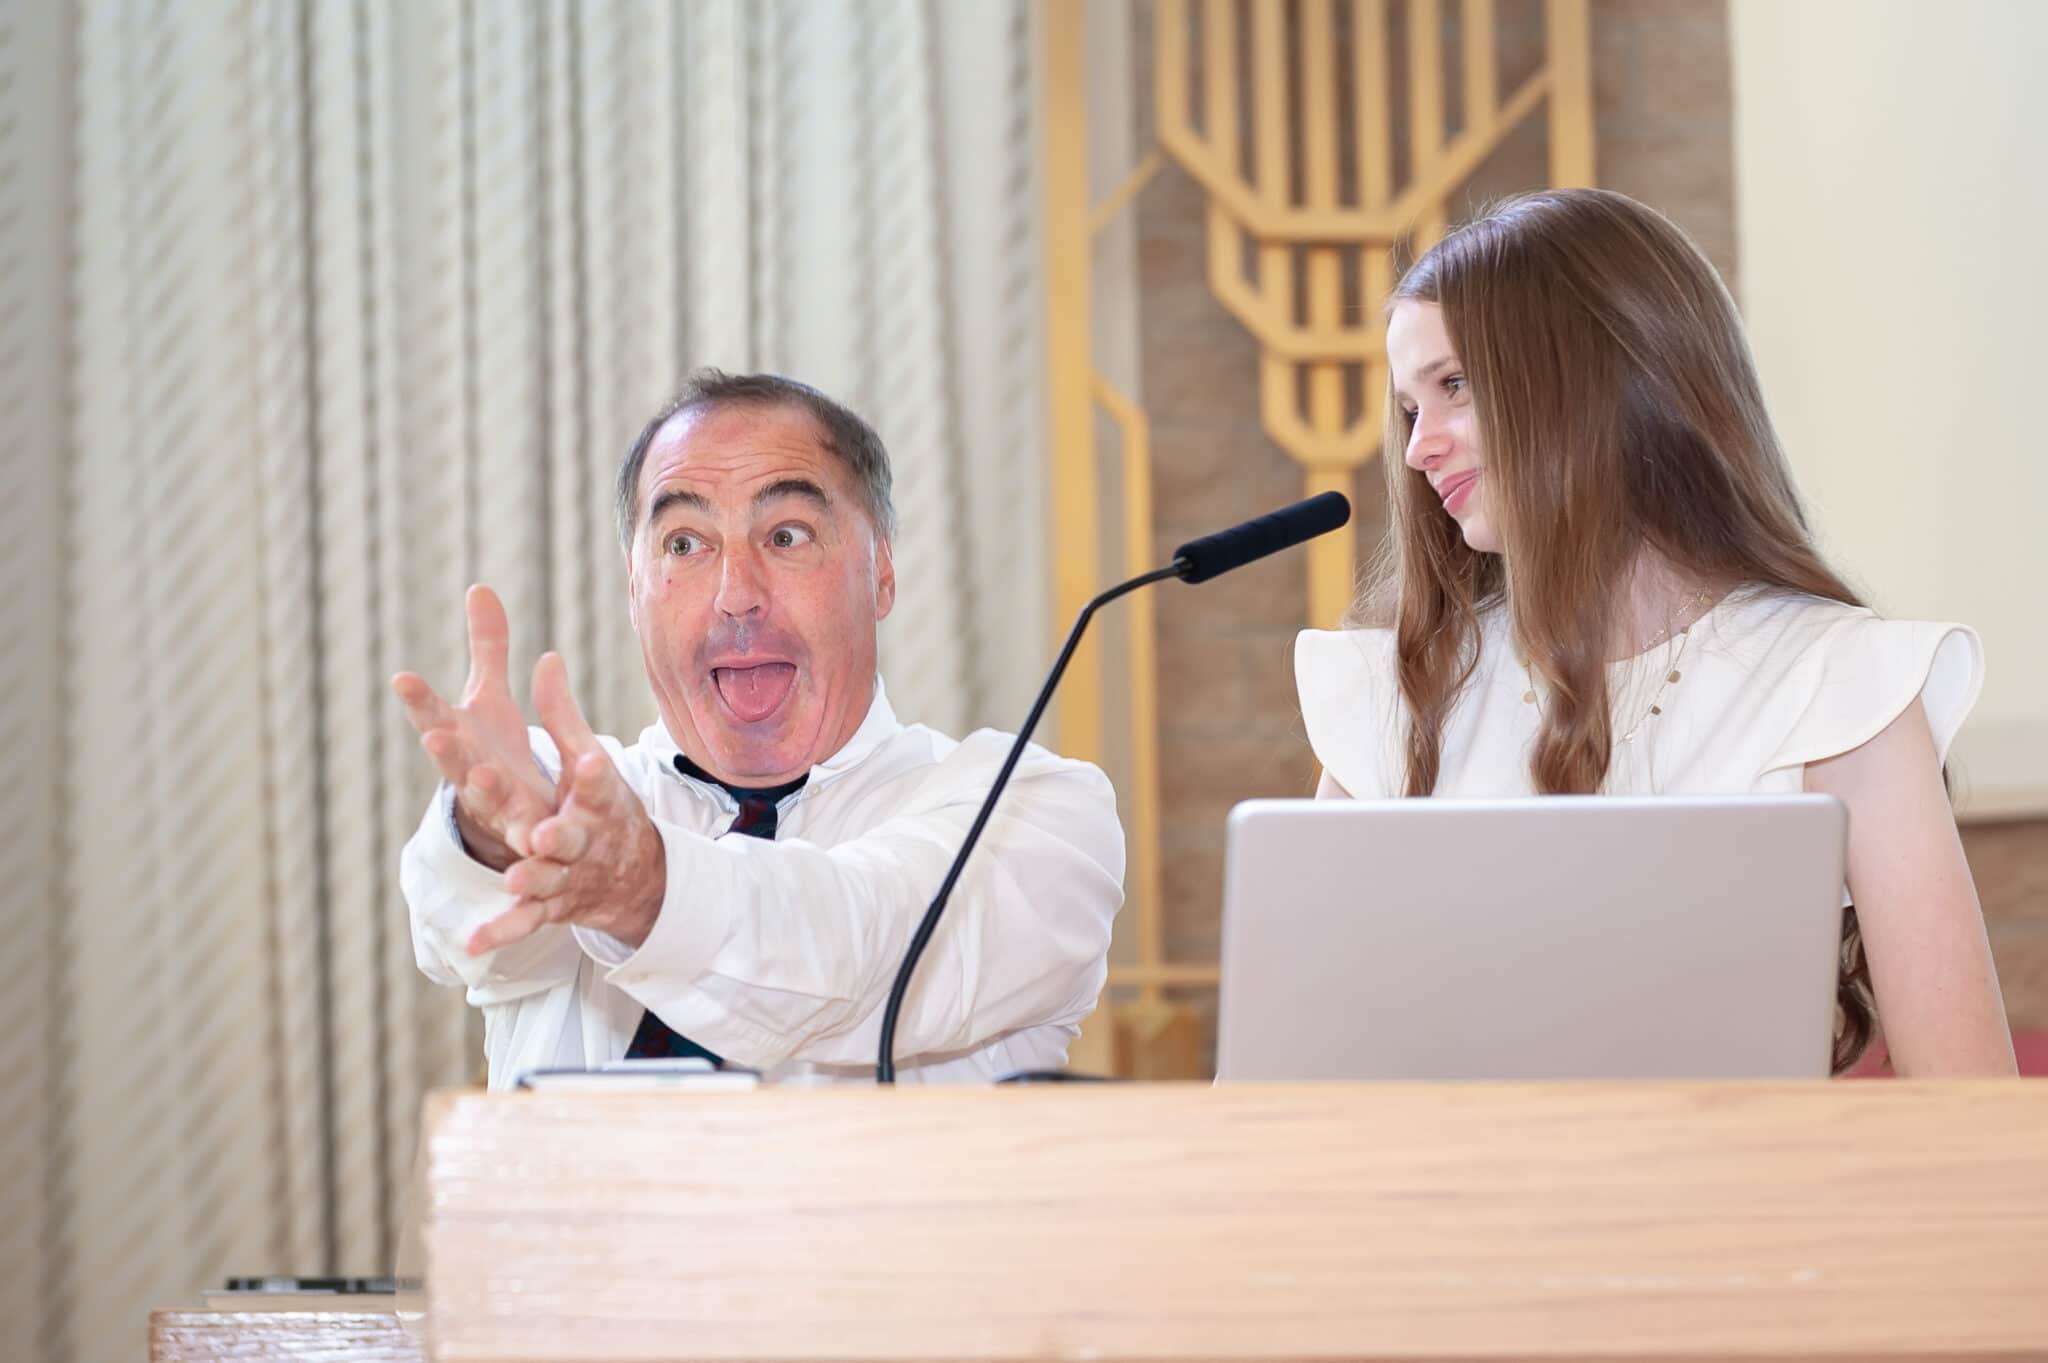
[{"xmin": 713, "ymin": 663, "xmax": 798, "ymax": 723}]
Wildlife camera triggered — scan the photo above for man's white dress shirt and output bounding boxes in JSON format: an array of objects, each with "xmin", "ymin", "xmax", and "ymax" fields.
[{"xmin": 401, "ymin": 682, "xmax": 1125, "ymax": 1086}]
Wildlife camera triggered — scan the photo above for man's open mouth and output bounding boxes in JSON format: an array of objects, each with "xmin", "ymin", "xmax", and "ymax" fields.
[{"xmin": 712, "ymin": 663, "xmax": 798, "ymax": 723}]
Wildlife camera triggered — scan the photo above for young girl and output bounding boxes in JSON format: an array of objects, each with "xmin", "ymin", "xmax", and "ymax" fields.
[{"xmin": 1295, "ymin": 188, "xmax": 2014, "ymax": 1076}]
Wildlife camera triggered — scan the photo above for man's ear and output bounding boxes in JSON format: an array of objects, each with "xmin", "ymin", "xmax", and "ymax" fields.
[{"xmin": 873, "ymin": 534, "xmax": 896, "ymax": 621}]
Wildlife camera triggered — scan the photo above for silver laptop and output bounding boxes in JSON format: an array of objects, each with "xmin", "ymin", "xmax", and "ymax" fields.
[{"xmin": 1215, "ymin": 796, "xmax": 1847, "ymax": 1081}]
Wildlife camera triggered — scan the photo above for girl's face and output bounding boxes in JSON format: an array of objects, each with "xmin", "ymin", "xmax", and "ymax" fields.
[{"xmin": 1388, "ymin": 300, "xmax": 1498, "ymax": 554}]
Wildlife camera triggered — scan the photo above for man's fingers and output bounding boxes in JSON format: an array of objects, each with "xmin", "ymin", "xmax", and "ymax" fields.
[
  {"xmin": 461, "ymin": 764, "xmax": 512, "ymax": 820},
  {"xmin": 519, "ymin": 754, "xmax": 613, "ymax": 864},
  {"xmin": 416, "ymin": 729, "xmax": 474, "ymax": 788},
  {"xmin": 463, "ymin": 764, "xmax": 552, "ymax": 858},
  {"xmin": 504, "ymin": 855, "xmax": 571, "ymax": 900},
  {"xmin": 501, "ymin": 780, "xmax": 558, "ymax": 859},
  {"xmin": 392, "ymin": 672, "xmax": 457, "ymax": 735},
  {"xmin": 501, "ymin": 809, "xmax": 539, "ymax": 860},
  {"xmin": 566, "ymin": 749, "xmax": 620, "ymax": 814},
  {"xmin": 462, "ymin": 584, "xmax": 512, "ymax": 696},
  {"xmin": 467, "ymin": 899, "xmax": 548, "ymax": 956},
  {"xmin": 459, "ymin": 763, "xmax": 545, "ymax": 824},
  {"xmin": 530, "ymin": 809, "xmax": 591, "ymax": 863},
  {"xmin": 532, "ymin": 652, "xmax": 602, "ymax": 764}
]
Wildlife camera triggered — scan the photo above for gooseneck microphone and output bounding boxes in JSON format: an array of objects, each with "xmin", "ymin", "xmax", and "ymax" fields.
[{"xmin": 875, "ymin": 491, "xmax": 1351, "ymax": 1082}]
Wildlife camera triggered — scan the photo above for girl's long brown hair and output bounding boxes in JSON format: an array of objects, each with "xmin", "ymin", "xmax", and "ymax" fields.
[{"xmin": 1364, "ymin": 189, "xmax": 1876, "ymax": 1070}]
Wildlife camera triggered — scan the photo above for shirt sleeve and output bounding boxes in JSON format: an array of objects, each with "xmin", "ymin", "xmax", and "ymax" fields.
[
  {"xmin": 578, "ymin": 733, "xmax": 1127, "ymax": 1070},
  {"xmin": 1761, "ymin": 615, "xmax": 1984, "ymax": 775},
  {"xmin": 1295, "ymin": 627, "xmax": 1404, "ymax": 799}
]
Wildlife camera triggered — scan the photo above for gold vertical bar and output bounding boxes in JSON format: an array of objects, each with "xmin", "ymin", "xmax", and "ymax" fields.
[
  {"xmin": 1250, "ymin": 0, "xmax": 1292, "ymax": 384},
  {"xmin": 1126, "ymin": 530, "xmax": 1164, "ymax": 1009},
  {"xmin": 1302, "ymin": 0, "xmax": 1349, "ymax": 595},
  {"xmin": 1545, "ymin": 0, "xmax": 1594, "ymax": 185},
  {"xmin": 1408, "ymin": 0, "xmax": 1443, "ymax": 172},
  {"xmin": 1408, "ymin": 0, "xmax": 1446, "ymax": 248},
  {"xmin": 1304, "ymin": 0, "xmax": 1343, "ymax": 364},
  {"xmin": 1354, "ymin": 0, "xmax": 1392, "ymax": 208},
  {"xmin": 1246, "ymin": 0, "xmax": 1292, "ymax": 329},
  {"xmin": 1463, "ymin": 0, "xmax": 1496, "ymax": 130},
  {"xmin": 1043, "ymin": 0, "xmax": 1100, "ymax": 763},
  {"xmin": 1305, "ymin": 466, "xmax": 1358, "ymax": 628},
  {"xmin": 1204, "ymin": 0, "xmax": 1238, "ymax": 169},
  {"xmin": 1302, "ymin": 449, "xmax": 1357, "ymax": 628},
  {"xmin": 1155, "ymin": 0, "xmax": 1189, "ymax": 156},
  {"xmin": 1302, "ymin": 0, "xmax": 1339, "ymax": 208},
  {"xmin": 1251, "ymin": 0, "xmax": 1288, "ymax": 206},
  {"xmin": 1355, "ymin": 0, "xmax": 1396, "ymax": 493},
  {"xmin": 1361, "ymin": 251, "xmax": 1396, "ymax": 550},
  {"xmin": 1095, "ymin": 382, "xmax": 1165, "ymax": 1011},
  {"xmin": 1200, "ymin": 0, "xmax": 1253, "ymax": 314}
]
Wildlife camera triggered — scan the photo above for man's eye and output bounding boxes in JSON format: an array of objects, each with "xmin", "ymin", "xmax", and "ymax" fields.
[
  {"xmin": 769, "ymin": 525, "xmax": 815, "ymax": 549},
  {"xmin": 666, "ymin": 533, "xmax": 701, "ymax": 556}
]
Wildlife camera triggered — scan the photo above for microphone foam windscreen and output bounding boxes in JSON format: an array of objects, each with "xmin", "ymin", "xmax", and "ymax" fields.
[{"xmin": 1173, "ymin": 491, "xmax": 1352, "ymax": 584}]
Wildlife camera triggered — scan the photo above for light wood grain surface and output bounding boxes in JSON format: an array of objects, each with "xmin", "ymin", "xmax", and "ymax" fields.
[
  {"xmin": 420, "ymin": 1081, "xmax": 2048, "ymax": 1362},
  {"xmin": 150, "ymin": 1309, "xmax": 422, "ymax": 1363}
]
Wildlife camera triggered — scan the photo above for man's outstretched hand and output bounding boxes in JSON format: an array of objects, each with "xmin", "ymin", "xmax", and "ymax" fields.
[
  {"xmin": 393, "ymin": 588, "xmax": 666, "ymax": 955},
  {"xmin": 470, "ymin": 651, "xmax": 666, "ymax": 955},
  {"xmin": 392, "ymin": 585, "xmax": 557, "ymax": 871}
]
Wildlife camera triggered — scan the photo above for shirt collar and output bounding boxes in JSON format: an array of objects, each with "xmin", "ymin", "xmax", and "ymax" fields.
[
  {"xmin": 808, "ymin": 676, "xmax": 901, "ymax": 782},
  {"xmin": 644, "ymin": 676, "xmax": 902, "ymax": 794}
]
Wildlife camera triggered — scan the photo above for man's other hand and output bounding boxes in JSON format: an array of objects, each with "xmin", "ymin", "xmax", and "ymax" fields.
[
  {"xmin": 392, "ymin": 584, "xmax": 557, "ymax": 870},
  {"xmin": 466, "ymin": 652, "xmax": 667, "ymax": 956}
]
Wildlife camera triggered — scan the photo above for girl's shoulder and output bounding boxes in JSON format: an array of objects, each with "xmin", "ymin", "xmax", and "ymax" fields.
[{"xmin": 1702, "ymin": 587, "xmax": 1983, "ymax": 773}]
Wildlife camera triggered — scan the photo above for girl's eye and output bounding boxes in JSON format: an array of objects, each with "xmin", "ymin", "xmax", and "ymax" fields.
[
  {"xmin": 770, "ymin": 525, "xmax": 815, "ymax": 550},
  {"xmin": 1444, "ymin": 375, "xmax": 1467, "ymax": 397}
]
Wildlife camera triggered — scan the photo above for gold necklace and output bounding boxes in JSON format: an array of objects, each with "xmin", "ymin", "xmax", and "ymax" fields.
[{"xmin": 1520, "ymin": 590, "xmax": 1713, "ymax": 744}]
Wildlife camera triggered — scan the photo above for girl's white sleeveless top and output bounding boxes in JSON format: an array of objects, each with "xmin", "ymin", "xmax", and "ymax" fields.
[{"xmin": 1295, "ymin": 588, "xmax": 1981, "ymax": 801}]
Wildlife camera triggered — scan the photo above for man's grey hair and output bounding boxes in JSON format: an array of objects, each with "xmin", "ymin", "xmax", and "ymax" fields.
[{"xmin": 615, "ymin": 369, "xmax": 898, "ymax": 549}]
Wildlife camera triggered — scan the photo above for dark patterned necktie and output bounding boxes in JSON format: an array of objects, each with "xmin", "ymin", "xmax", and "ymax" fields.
[{"xmin": 622, "ymin": 754, "xmax": 809, "ymax": 1064}]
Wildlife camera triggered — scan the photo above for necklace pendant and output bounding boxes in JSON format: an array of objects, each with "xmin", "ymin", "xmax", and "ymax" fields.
[{"xmin": 1522, "ymin": 688, "xmax": 1536, "ymax": 704}]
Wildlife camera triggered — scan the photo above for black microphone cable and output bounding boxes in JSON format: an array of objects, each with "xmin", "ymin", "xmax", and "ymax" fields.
[{"xmin": 875, "ymin": 492, "xmax": 1350, "ymax": 1083}]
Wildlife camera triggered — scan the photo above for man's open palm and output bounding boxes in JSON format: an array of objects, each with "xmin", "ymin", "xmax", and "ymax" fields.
[{"xmin": 392, "ymin": 585, "xmax": 556, "ymax": 869}]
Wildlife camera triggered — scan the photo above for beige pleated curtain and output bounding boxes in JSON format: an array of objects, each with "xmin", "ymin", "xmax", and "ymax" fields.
[{"xmin": 0, "ymin": 4, "xmax": 1046, "ymax": 1360}]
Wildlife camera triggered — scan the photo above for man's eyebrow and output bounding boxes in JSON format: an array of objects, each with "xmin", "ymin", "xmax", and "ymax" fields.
[
  {"xmin": 753, "ymin": 478, "xmax": 832, "ymax": 513},
  {"xmin": 646, "ymin": 486, "xmax": 712, "ymax": 527}
]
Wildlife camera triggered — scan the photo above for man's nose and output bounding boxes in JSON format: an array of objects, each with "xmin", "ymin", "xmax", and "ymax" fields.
[{"xmin": 713, "ymin": 544, "xmax": 769, "ymax": 618}]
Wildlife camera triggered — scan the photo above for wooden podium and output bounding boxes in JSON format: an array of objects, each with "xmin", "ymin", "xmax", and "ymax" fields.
[
  {"xmin": 156, "ymin": 1081, "xmax": 2048, "ymax": 1363},
  {"xmin": 422, "ymin": 1082, "xmax": 2047, "ymax": 1362}
]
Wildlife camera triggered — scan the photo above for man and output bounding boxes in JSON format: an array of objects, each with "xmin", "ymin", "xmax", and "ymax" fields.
[{"xmin": 393, "ymin": 371, "xmax": 1124, "ymax": 1085}]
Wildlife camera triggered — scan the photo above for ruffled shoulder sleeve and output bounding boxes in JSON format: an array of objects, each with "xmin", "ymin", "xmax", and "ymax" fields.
[
  {"xmin": 1294, "ymin": 627, "xmax": 1404, "ymax": 798},
  {"xmin": 1754, "ymin": 601, "xmax": 1984, "ymax": 776}
]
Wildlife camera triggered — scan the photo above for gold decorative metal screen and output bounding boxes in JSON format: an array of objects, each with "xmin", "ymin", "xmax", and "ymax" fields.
[{"xmin": 1044, "ymin": 0, "xmax": 1594, "ymax": 1072}]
